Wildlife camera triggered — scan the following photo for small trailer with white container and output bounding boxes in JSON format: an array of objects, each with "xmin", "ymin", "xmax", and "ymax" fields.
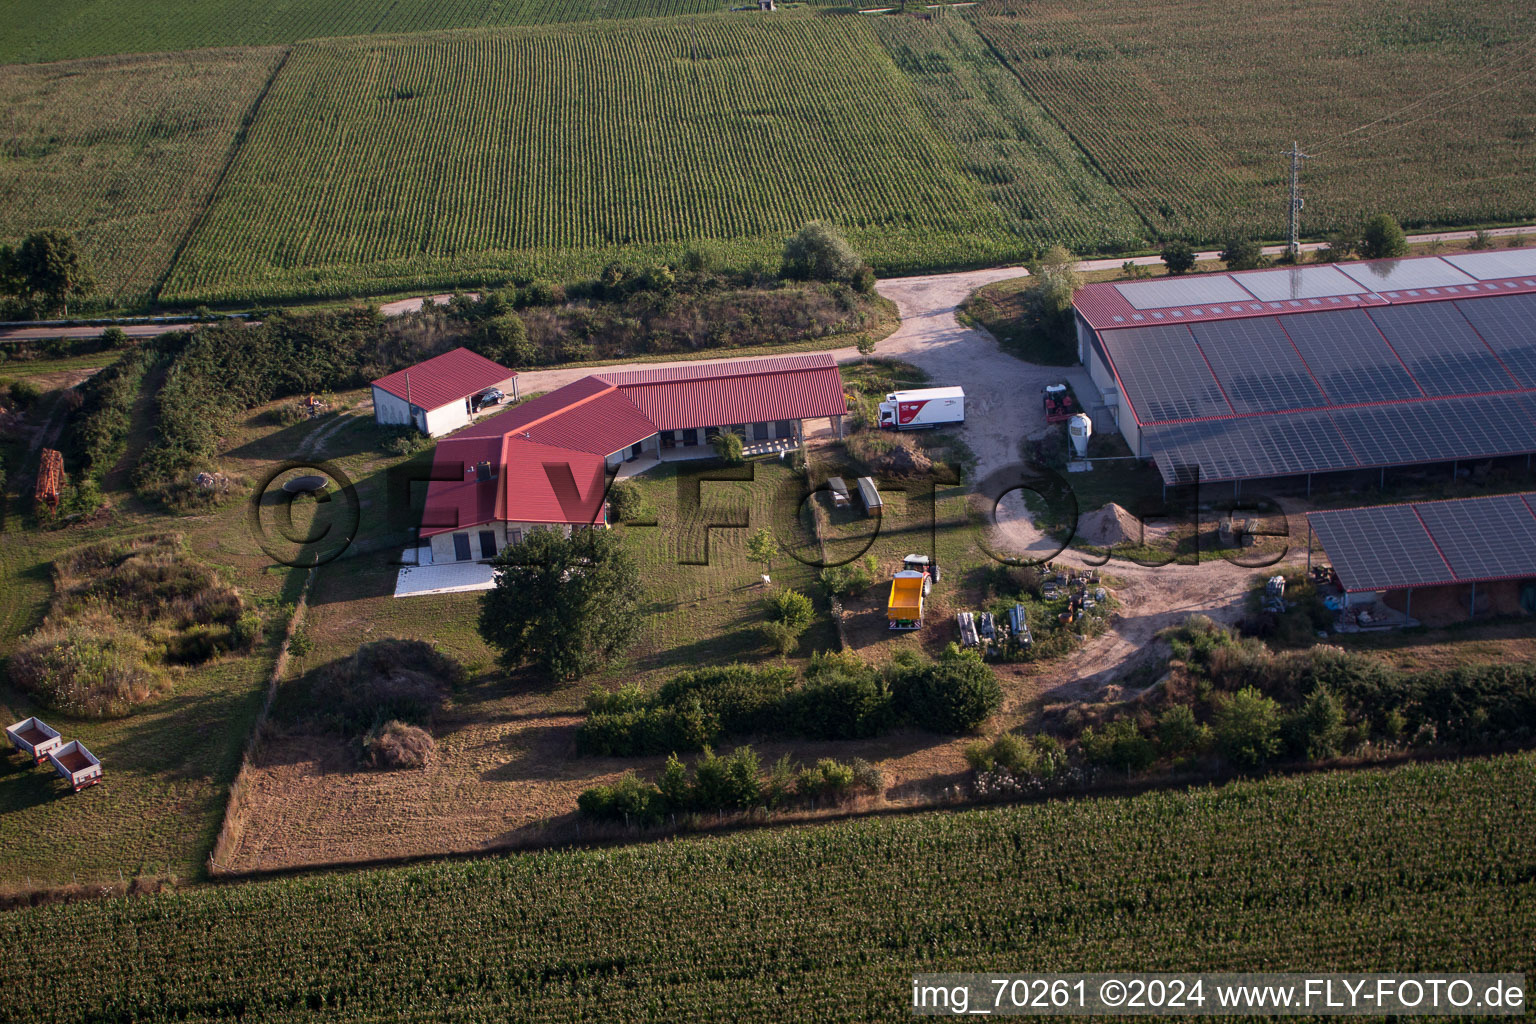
[
  {"xmin": 48, "ymin": 740, "xmax": 102, "ymax": 792},
  {"xmin": 877, "ymin": 387, "xmax": 965, "ymax": 430},
  {"xmin": 6, "ymin": 717, "xmax": 63, "ymax": 764}
]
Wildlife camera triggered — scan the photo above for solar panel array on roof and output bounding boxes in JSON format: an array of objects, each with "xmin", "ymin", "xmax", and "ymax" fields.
[
  {"xmin": 1238, "ymin": 265, "xmax": 1370, "ymax": 302},
  {"xmin": 1100, "ymin": 326, "xmax": 1231, "ymax": 421},
  {"xmin": 1366, "ymin": 303, "xmax": 1520, "ymax": 395},
  {"xmin": 1454, "ymin": 294, "xmax": 1536, "ymax": 388},
  {"xmin": 1336, "ymin": 258, "xmax": 1475, "ymax": 291},
  {"xmin": 1308, "ymin": 491, "xmax": 1536, "ymax": 593},
  {"xmin": 1278, "ymin": 309, "xmax": 1422, "ymax": 403},
  {"xmin": 1113, "ymin": 275, "xmax": 1254, "ymax": 310},
  {"xmin": 1444, "ymin": 249, "xmax": 1536, "ymax": 281},
  {"xmin": 1147, "ymin": 393, "xmax": 1536, "ymax": 485},
  {"xmin": 1310, "ymin": 504, "xmax": 1451, "ymax": 591},
  {"xmin": 1190, "ymin": 318, "xmax": 1326, "ymax": 413}
]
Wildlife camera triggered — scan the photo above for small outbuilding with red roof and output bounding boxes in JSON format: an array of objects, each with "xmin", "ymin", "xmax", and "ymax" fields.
[{"xmin": 371, "ymin": 347, "xmax": 519, "ymax": 437}]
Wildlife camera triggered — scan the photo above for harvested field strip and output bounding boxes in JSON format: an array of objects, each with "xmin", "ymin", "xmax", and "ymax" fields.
[
  {"xmin": 159, "ymin": 15, "xmax": 1007, "ymax": 304},
  {"xmin": 0, "ymin": 754, "xmax": 1532, "ymax": 1020}
]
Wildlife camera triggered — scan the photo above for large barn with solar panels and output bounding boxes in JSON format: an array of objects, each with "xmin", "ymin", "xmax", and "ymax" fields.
[{"xmin": 1071, "ymin": 248, "xmax": 1536, "ymax": 494}]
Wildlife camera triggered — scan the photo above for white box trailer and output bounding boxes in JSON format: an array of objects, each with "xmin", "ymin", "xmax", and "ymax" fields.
[
  {"xmin": 49, "ymin": 740, "xmax": 102, "ymax": 792},
  {"xmin": 6, "ymin": 717, "xmax": 62, "ymax": 764},
  {"xmin": 877, "ymin": 387, "xmax": 965, "ymax": 430}
]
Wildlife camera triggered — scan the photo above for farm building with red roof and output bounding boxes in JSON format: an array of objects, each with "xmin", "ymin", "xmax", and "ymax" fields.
[
  {"xmin": 418, "ymin": 353, "xmax": 847, "ymax": 564},
  {"xmin": 371, "ymin": 347, "xmax": 520, "ymax": 437}
]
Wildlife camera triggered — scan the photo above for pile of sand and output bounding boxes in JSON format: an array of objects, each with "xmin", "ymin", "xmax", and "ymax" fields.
[{"xmin": 1077, "ymin": 502, "xmax": 1142, "ymax": 546}]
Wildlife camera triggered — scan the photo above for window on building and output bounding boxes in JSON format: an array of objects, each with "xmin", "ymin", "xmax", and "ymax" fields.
[
  {"xmin": 479, "ymin": 531, "xmax": 497, "ymax": 559},
  {"xmin": 661, "ymin": 431, "xmax": 677, "ymax": 449},
  {"xmin": 510, "ymin": 529, "xmax": 523, "ymax": 546},
  {"xmin": 682, "ymin": 429, "xmax": 699, "ymax": 447},
  {"xmin": 628, "ymin": 442, "xmax": 643, "ymax": 461},
  {"xmin": 452, "ymin": 533, "xmax": 472, "ymax": 561},
  {"xmin": 775, "ymin": 420, "xmax": 792, "ymax": 439},
  {"xmin": 752, "ymin": 421, "xmax": 769, "ymax": 441}
]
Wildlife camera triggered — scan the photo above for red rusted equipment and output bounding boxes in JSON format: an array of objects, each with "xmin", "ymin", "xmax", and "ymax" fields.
[{"xmin": 35, "ymin": 448, "xmax": 64, "ymax": 510}]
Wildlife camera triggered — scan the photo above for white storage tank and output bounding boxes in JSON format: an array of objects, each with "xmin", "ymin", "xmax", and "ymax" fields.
[{"xmin": 1068, "ymin": 412, "xmax": 1093, "ymax": 458}]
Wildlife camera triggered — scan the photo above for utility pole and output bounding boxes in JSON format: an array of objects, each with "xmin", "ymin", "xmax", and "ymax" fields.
[{"xmin": 1283, "ymin": 140, "xmax": 1312, "ymax": 261}]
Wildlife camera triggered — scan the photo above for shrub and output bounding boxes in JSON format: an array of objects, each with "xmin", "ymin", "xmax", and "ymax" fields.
[
  {"xmin": 1155, "ymin": 704, "xmax": 1210, "ymax": 758},
  {"xmin": 1360, "ymin": 213, "xmax": 1408, "ymax": 259},
  {"xmin": 577, "ymin": 772, "xmax": 665, "ymax": 826},
  {"xmin": 380, "ymin": 426, "xmax": 434, "ymax": 455},
  {"xmin": 364, "ymin": 720, "xmax": 436, "ymax": 769},
  {"xmin": 691, "ymin": 746, "xmax": 762, "ymax": 810},
  {"xmin": 766, "ymin": 588, "xmax": 814, "ymax": 631},
  {"xmin": 781, "ymin": 221, "xmax": 864, "ymax": 283},
  {"xmin": 583, "ymin": 682, "xmax": 649, "ymax": 715},
  {"xmin": 761, "ymin": 621, "xmax": 801, "ymax": 656},
  {"xmin": 781, "ymin": 669, "xmax": 895, "ymax": 740},
  {"xmin": 656, "ymin": 665, "xmax": 795, "ymax": 734},
  {"xmin": 711, "ymin": 430, "xmax": 744, "ymax": 464},
  {"xmin": 1080, "ymin": 718, "xmax": 1156, "ymax": 774},
  {"xmin": 1213, "ymin": 686, "xmax": 1282, "ymax": 769},
  {"xmin": 8, "ymin": 379, "xmax": 41, "ymax": 407},
  {"xmin": 1160, "ymin": 240, "xmax": 1197, "ymax": 274},
  {"xmin": 605, "ymin": 480, "xmax": 646, "ymax": 524},
  {"xmin": 1218, "ymin": 236, "xmax": 1265, "ymax": 271},
  {"xmin": 1286, "ymin": 685, "xmax": 1346, "ymax": 760},
  {"xmin": 1468, "ymin": 228, "xmax": 1494, "ymax": 250},
  {"xmin": 891, "ymin": 645, "xmax": 1002, "ymax": 734},
  {"xmin": 796, "ymin": 758, "xmax": 857, "ymax": 801},
  {"xmin": 576, "ymin": 702, "xmax": 719, "ymax": 757}
]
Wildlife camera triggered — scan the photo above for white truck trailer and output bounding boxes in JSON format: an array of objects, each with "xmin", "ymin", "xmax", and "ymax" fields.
[
  {"xmin": 49, "ymin": 740, "xmax": 102, "ymax": 792},
  {"xmin": 6, "ymin": 717, "xmax": 62, "ymax": 764},
  {"xmin": 877, "ymin": 387, "xmax": 965, "ymax": 430}
]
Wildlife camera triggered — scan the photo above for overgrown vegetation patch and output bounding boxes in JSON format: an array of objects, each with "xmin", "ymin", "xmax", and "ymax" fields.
[{"xmin": 9, "ymin": 534, "xmax": 256, "ymax": 718}]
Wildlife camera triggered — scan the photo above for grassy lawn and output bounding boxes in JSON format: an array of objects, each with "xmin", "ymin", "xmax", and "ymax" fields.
[{"xmin": 0, "ymin": 379, "xmax": 335, "ymax": 890}]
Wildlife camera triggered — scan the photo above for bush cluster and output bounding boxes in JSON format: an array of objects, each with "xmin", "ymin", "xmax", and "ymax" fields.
[
  {"xmin": 10, "ymin": 535, "xmax": 255, "ymax": 718},
  {"xmin": 577, "ymin": 745, "xmax": 883, "ymax": 825},
  {"xmin": 66, "ymin": 346, "xmax": 155, "ymax": 483},
  {"xmin": 274, "ymin": 638, "xmax": 462, "ymax": 739},
  {"xmin": 576, "ymin": 647, "xmax": 1001, "ymax": 756}
]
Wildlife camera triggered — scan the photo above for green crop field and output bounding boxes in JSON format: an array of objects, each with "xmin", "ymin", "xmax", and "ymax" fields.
[
  {"xmin": 0, "ymin": 0, "xmax": 752, "ymax": 65},
  {"xmin": 3, "ymin": 0, "xmax": 1534, "ymax": 311},
  {"xmin": 0, "ymin": 48, "xmax": 284, "ymax": 309},
  {"xmin": 159, "ymin": 15, "xmax": 1012, "ymax": 305},
  {"xmin": 967, "ymin": 0, "xmax": 1536, "ymax": 241},
  {"xmin": 2, "ymin": 754, "xmax": 1533, "ymax": 1019}
]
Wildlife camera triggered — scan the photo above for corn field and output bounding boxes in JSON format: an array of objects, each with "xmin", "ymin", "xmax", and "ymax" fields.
[
  {"xmin": 160, "ymin": 15, "xmax": 1009, "ymax": 304},
  {"xmin": 0, "ymin": 0, "xmax": 752, "ymax": 65},
  {"xmin": 2, "ymin": 754, "xmax": 1533, "ymax": 1021},
  {"xmin": 0, "ymin": 48, "xmax": 284, "ymax": 309},
  {"xmin": 967, "ymin": 0, "xmax": 1536, "ymax": 241}
]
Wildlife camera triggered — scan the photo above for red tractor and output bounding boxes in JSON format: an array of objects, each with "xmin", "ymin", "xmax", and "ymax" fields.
[{"xmin": 1043, "ymin": 384, "xmax": 1077, "ymax": 423}]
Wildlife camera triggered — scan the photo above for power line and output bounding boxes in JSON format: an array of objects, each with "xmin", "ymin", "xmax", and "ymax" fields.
[{"xmin": 1308, "ymin": 39, "xmax": 1536, "ymax": 155}]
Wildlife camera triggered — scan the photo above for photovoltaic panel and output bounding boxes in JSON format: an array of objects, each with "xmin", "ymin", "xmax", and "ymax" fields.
[
  {"xmin": 1443, "ymin": 249, "xmax": 1536, "ymax": 281},
  {"xmin": 1277, "ymin": 309, "xmax": 1422, "ymax": 403},
  {"xmin": 1365, "ymin": 304, "xmax": 1520, "ymax": 395},
  {"xmin": 1328, "ymin": 394, "xmax": 1536, "ymax": 468},
  {"xmin": 1237, "ymin": 265, "xmax": 1371, "ymax": 302},
  {"xmin": 1335, "ymin": 257, "xmax": 1476, "ymax": 291},
  {"xmin": 1307, "ymin": 505, "xmax": 1451, "ymax": 591},
  {"xmin": 1100, "ymin": 325, "xmax": 1231, "ymax": 422},
  {"xmin": 1414, "ymin": 493, "xmax": 1536, "ymax": 582},
  {"xmin": 1144, "ymin": 411, "xmax": 1354, "ymax": 484},
  {"xmin": 1190, "ymin": 318, "xmax": 1327, "ymax": 413},
  {"xmin": 1113, "ymin": 275, "xmax": 1255, "ymax": 310},
  {"xmin": 1454, "ymin": 294, "xmax": 1536, "ymax": 388}
]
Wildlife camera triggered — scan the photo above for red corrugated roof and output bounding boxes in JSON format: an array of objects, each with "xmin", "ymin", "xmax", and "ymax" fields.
[
  {"xmin": 421, "ymin": 436, "xmax": 607, "ymax": 536},
  {"xmin": 619, "ymin": 367, "xmax": 847, "ymax": 431},
  {"xmin": 420, "ymin": 353, "xmax": 847, "ymax": 530},
  {"xmin": 372, "ymin": 348, "xmax": 516, "ymax": 411}
]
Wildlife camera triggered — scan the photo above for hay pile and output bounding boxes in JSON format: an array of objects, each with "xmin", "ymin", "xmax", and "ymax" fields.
[{"xmin": 1077, "ymin": 503, "xmax": 1143, "ymax": 546}]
